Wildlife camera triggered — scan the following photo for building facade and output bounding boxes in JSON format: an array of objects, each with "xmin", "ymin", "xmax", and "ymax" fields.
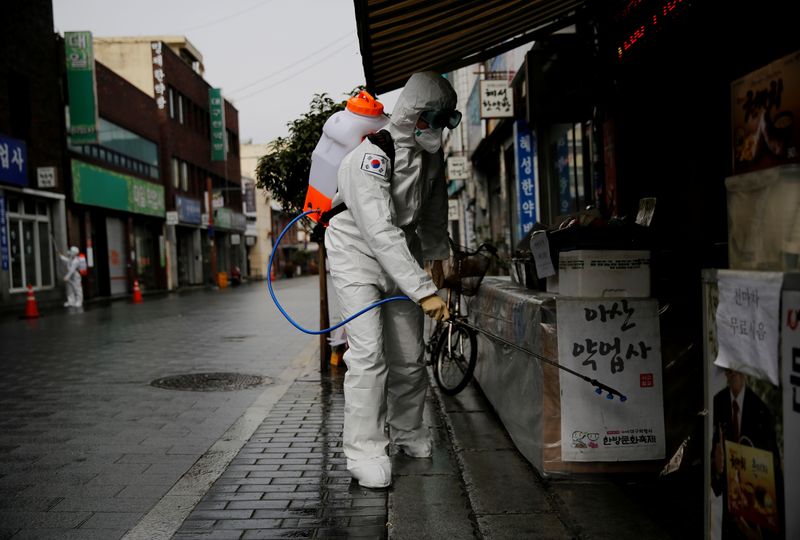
[
  {"xmin": 93, "ymin": 36, "xmax": 243, "ymax": 290},
  {"xmin": 0, "ymin": 0, "xmax": 69, "ymax": 312}
]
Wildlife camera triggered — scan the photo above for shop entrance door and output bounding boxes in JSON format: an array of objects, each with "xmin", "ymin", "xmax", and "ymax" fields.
[{"xmin": 106, "ymin": 217, "xmax": 127, "ymax": 296}]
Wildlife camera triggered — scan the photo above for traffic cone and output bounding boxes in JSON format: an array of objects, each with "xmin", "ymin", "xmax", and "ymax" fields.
[
  {"xmin": 132, "ymin": 279, "xmax": 143, "ymax": 304},
  {"xmin": 24, "ymin": 284, "xmax": 40, "ymax": 319}
]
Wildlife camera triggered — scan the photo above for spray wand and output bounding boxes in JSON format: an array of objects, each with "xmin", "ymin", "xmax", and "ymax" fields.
[{"xmin": 268, "ymin": 209, "xmax": 627, "ymax": 401}]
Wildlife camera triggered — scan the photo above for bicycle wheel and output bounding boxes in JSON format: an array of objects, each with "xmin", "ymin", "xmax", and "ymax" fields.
[{"xmin": 432, "ymin": 322, "xmax": 477, "ymax": 395}]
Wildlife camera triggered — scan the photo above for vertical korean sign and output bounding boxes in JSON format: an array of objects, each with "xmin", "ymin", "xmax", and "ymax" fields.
[
  {"xmin": 557, "ymin": 298, "xmax": 665, "ymax": 461},
  {"xmin": 64, "ymin": 31, "xmax": 98, "ymax": 144},
  {"xmin": 782, "ymin": 289, "xmax": 799, "ymax": 540},
  {"xmin": 514, "ymin": 119, "xmax": 537, "ymax": 239},
  {"xmin": 0, "ymin": 193, "xmax": 8, "ymax": 271},
  {"xmin": 209, "ymin": 88, "xmax": 226, "ymax": 161},
  {"xmin": 150, "ymin": 42, "xmax": 166, "ymax": 111}
]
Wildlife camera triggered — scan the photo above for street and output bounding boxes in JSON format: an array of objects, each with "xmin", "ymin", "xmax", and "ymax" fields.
[{"xmin": 0, "ymin": 277, "xmax": 326, "ymax": 539}]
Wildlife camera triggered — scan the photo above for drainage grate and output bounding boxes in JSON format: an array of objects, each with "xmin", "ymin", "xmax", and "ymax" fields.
[{"xmin": 150, "ymin": 373, "xmax": 271, "ymax": 392}]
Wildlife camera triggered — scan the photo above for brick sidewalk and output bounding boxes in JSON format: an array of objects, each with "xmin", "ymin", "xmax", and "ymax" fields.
[{"xmin": 175, "ymin": 365, "xmax": 388, "ymax": 539}]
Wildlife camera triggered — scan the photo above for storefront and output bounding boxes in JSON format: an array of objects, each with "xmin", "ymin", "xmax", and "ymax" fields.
[
  {"xmin": 0, "ymin": 135, "xmax": 68, "ymax": 309},
  {"xmin": 354, "ymin": 0, "xmax": 799, "ymax": 536},
  {"xmin": 171, "ymin": 194, "xmax": 203, "ymax": 287},
  {"xmin": 212, "ymin": 206, "xmax": 246, "ymax": 278},
  {"xmin": 70, "ymin": 159, "xmax": 165, "ymax": 297}
]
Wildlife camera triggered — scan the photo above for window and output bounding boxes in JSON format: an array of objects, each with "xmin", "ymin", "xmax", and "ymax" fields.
[
  {"xmin": 168, "ymin": 87, "xmax": 175, "ymax": 119},
  {"xmin": 68, "ymin": 118, "xmax": 159, "ymax": 179},
  {"xmin": 172, "ymin": 157, "xmax": 180, "ymax": 189},
  {"xmin": 178, "ymin": 94, "xmax": 184, "ymax": 124},
  {"xmin": 6, "ymin": 195, "xmax": 54, "ymax": 292},
  {"xmin": 551, "ymin": 122, "xmax": 593, "ymax": 216},
  {"xmin": 180, "ymin": 161, "xmax": 189, "ymax": 192}
]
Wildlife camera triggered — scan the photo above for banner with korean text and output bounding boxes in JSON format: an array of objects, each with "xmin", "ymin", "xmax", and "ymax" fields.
[
  {"xmin": 557, "ymin": 298, "xmax": 665, "ymax": 461},
  {"xmin": 514, "ymin": 119, "xmax": 537, "ymax": 239},
  {"xmin": 209, "ymin": 88, "xmax": 226, "ymax": 161},
  {"xmin": 64, "ymin": 31, "xmax": 98, "ymax": 144}
]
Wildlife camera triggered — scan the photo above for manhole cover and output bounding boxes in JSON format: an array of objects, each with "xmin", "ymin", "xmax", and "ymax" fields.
[{"xmin": 150, "ymin": 373, "xmax": 270, "ymax": 392}]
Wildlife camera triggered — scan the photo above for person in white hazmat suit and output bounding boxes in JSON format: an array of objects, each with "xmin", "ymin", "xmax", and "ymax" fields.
[
  {"xmin": 59, "ymin": 246, "xmax": 83, "ymax": 308},
  {"xmin": 325, "ymin": 71, "xmax": 461, "ymax": 488}
]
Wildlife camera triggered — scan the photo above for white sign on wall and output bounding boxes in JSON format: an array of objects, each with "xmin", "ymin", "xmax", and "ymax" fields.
[
  {"xmin": 782, "ymin": 289, "xmax": 800, "ymax": 540},
  {"xmin": 37, "ymin": 166, "xmax": 56, "ymax": 188},
  {"xmin": 166, "ymin": 211, "xmax": 178, "ymax": 226},
  {"xmin": 448, "ymin": 199, "xmax": 460, "ymax": 221},
  {"xmin": 480, "ymin": 79, "xmax": 513, "ymax": 118},
  {"xmin": 557, "ymin": 298, "xmax": 665, "ymax": 461},
  {"xmin": 447, "ymin": 156, "xmax": 469, "ymax": 180},
  {"xmin": 714, "ymin": 270, "xmax": 783, "ymax": 385}
]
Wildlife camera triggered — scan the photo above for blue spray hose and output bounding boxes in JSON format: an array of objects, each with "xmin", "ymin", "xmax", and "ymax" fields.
[
  {"xmin": 267, "ymin": 211, "xmax": 627, "ymax": 401},
  {"xmin": 267, "ymin": 209, "xmax": 411, "ymax": 335}
]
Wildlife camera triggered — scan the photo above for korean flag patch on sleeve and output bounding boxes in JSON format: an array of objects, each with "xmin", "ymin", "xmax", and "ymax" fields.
[{"xmin": 361, "ymin": 153, "xmax": 389, "ymax": 179}]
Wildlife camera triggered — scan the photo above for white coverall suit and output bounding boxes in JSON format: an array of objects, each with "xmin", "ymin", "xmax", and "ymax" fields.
[
  {"xmin": 325, "ymin": 72, "xmax": 455, "ymax": 487},
  {"xmin": 59, "ymin": 247, "xmax": 83, "ymax": 307}
]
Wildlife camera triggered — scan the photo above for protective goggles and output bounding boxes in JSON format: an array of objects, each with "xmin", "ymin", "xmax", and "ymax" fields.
[{"xmin": 420, "ymin": 109, "xmax": 462, "ymax": 130}]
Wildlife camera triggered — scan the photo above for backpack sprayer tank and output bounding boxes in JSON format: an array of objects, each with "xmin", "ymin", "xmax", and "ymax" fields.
[{"xmin": 304, "ymin": 91, "xmax": 388, "ymax": 223}]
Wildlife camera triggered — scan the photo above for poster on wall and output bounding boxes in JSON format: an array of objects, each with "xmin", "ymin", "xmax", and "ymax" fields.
[
  {"xmin": 705, "ymin": 273, "xmax": 786, "ymax": 540},
  {"xmin": 714, "ymin": 270, "xmax": 783, "ymax": 384},
  {"xmin": 782, "ymin": 289, "xmax": 799, "ymax": 540},
  {"xmin": 557, "ymin": 298, "xmax": 665, "ymax": 461},
  {"xmin": 732, "ymin": 50, "xmax": 800, "ymax": 175}
]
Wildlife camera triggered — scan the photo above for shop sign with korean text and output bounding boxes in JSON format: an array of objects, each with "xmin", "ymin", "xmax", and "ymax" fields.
[
  {"xmin": 448, "ymin": 199, "xmax": 460, "ymax": 221},
  {"xmin": 176, "ymin": 194, "xmax": 201, "ymax": 225},
  {"xmin": 714, "ymin": 270, "xmax": 782, "ymax": 385},
  {"xmin": 151, "ymin": 41, "xmax": 167, "ymax": 110},
  {"xmin": 0, "ymin": 134, "xmax": 27, "ymax": 186},
  {"xmin": 209, "ymin": 88, "xmax": 226, "ymax": 161},
  {"xmin": 65, "ymin": 31, "xmax": 98, "ymax": 144},
  {"xmin": 782, "ymin": 289, "xmax": 800, "ymax": 540},
  {"xmin": 0, "ymin": 193, "xmax": 8, "ymax": 270},
  {"xmin": 732, "ymin": 50, "xmax": 800, "ymax": 175},
  {"xmin": 71, "ymin": 160, "xmax": 164, "ymax": 217},
  {"xmin": 514, "ymin": 119, "xmax": 537, "ymax": 238},
  {"xmin": 37, "ymin": 167, "xmax": 56, "ymax": 189},
  {"xmin": 480, "ymin": 80, "xmax": 513, "ymax": 118},
  {"xmin": 557, "ymin": 298, "xmax": 665, "ymax": 461},
  {"xmin": 447, "ymin": 156, "xmax": 469, "ymax": 180},
  {"xmin": 243, "ymin": 181, "xmax": 257, "ymax": 215}
]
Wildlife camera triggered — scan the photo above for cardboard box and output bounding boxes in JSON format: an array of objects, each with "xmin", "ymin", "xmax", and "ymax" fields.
[{"xmin": 551, "ymin": 250, "xmax": 651, "ymax": 297}]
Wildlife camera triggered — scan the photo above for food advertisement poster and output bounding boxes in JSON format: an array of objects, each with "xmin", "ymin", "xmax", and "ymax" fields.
[
  {"xmin": 556, "ymin": 298, "xmax": 665, "ymax": 462},
  {"xmin": 732, "ymin": 50, "xmax": 800, "ymax": 175}
]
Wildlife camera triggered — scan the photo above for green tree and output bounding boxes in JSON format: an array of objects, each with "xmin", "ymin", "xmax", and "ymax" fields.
[{"xmin": 256, "ymin": 90, "xmax": 358, "ymax": 215}]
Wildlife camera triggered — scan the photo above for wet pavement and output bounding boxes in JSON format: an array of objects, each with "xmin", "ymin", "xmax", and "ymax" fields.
[
  {"xmin": 0, "ymin": 277, "xmax": 685, "ymax": 539},
  {"xmin": 0, "ymin": 278, "xmax": 323, "ymax": 539}
]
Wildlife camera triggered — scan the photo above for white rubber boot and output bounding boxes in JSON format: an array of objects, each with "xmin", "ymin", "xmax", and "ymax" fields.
[{"xmin": 347, "ymin": 456, "xmax": 392, "ymax": 488}]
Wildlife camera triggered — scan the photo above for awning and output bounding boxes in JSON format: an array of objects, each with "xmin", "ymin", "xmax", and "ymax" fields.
[{"xmin": 354, "ymin": 0, "xmax": 584, "ymax": 94}]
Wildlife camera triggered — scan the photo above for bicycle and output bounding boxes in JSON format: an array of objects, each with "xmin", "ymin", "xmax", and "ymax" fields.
[{"xmin": 425, "ymin": 240, "xmax": 498, "ymax": 395}]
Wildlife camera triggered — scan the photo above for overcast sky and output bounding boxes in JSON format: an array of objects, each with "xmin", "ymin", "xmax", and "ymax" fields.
[{"xmin": 52, "ymin": 0, "xmax": 401, "ymax": 145}]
